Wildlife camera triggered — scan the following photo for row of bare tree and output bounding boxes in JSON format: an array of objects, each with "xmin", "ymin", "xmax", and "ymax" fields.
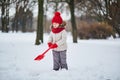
[
  {"xmin": 0, "ymin": 0, "xmax": 34, "ymax": 32},
  {"xmin": 0, "ymin": 0, "xmax": 120, "ymax": 45}
]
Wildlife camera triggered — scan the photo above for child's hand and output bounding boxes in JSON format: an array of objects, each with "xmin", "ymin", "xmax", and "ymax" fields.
[
  {"xmin": 50, "ymin": 44, "xmax": 58, "ymax": 49},
  {"xmin": 48, "ymin": 42, "xmax": 52, "ymax": 48}
]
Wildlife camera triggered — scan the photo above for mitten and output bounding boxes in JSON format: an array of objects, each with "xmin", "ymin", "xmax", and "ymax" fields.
[
  {"xmin": 48, "ymin": 42, "xmax": 52, "ymax": 48},
  {"xmin": 50, "ymin": 44, "xmax": 58, "ymax": 49}
]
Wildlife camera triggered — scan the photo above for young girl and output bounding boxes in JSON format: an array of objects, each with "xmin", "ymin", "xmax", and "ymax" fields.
[{"xmin": 48, "ymin": 12, "xmax": 68, "ymax": 71}]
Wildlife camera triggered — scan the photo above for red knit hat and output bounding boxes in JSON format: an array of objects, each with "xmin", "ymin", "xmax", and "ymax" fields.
[{"xmin": 52, "ymin": 12, "xmax": 63, "ymax": 24}]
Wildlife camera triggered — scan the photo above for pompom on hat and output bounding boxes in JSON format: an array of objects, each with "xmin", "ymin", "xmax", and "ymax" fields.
[{"xmin": 52, "ymin": 12, "xmax": 63, "ymax": 24}]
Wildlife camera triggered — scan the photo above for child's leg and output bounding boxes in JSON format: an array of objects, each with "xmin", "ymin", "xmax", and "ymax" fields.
[
  {"xmin": 52, "ymin": 50, "xmax": 60, "ymax": 70},
  {"xmin": 59, "ymin": 50, "xmax": 68, "ymax": 70}
]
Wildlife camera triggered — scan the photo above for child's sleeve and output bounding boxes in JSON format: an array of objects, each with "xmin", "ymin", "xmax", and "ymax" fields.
[
  {"xmin": 56, "ymin": 30, "xmax": 67, "ymax": 46},
  {"xmin": 48, "ymin": 32, "xmax": 53, "ymax": 43}
]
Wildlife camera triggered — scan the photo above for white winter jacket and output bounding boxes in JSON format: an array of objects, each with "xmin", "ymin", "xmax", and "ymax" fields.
[{"xmin": 48, "ymin": 29, "xmax": 67, "ymax": 51}]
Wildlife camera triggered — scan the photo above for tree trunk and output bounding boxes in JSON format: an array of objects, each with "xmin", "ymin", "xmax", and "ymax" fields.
[
  {"xmin": 22, "ymin": 12, "xmax": 27, "ymax": 32},
  {"xmin": 107, "ymin": 0, "xmax": 120, "ymax": 37},
  {"xmin": 68, "ymin": 0, "xmax": 77, "ymax": 43},
  {"xmin": 1, "ymin": 0, "xmax": 10, "ymax": 32},
  {"xmin": 1, "ymin": 2, "xmax": 5, "ymax": 32},
  {"xmin": 35, "ymin": 0, "xmax": 44, "ymax": 45}
]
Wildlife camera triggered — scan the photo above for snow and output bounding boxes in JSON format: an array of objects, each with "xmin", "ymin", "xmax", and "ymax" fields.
[{"xmin": 0, "ymin": 32, "xmax": 120, "ymax": 80}]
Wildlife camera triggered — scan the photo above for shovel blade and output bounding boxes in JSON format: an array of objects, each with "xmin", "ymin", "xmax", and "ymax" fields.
[
  {"xmin": 34, "ymin": 54, "xmax": 45, "ymax": 61},
  {"xmin": 34, "ymin": 48, "xmax": 51, "ymax": 61}
]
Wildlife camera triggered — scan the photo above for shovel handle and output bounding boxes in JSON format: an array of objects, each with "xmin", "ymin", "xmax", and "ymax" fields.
[{"xmin": 42, "ymin": 47, "xmax": 51, "ymax": 55}]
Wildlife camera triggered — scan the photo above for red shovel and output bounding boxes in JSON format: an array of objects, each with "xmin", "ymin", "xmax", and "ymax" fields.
[{"xmin": 34, "ymin": 47, "xmax": 51, "ymax": 61}]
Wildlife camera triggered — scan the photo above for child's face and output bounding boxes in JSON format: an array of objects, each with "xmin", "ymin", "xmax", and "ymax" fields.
[{"xmin": 52, "ymin": 22, "xmax": 59, "ymax": 28}]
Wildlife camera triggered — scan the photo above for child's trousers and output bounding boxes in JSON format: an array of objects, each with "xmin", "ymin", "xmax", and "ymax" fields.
[{"xmin": 52, "ymin": 50, "xmax": 68, "ymax": 70}]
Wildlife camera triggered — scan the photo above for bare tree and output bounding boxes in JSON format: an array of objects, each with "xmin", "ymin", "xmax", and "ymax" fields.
[
  {"xmin": 105, "ymin": 0, "xmax": 120, "ymax": 36},
  {"xmin": 75, "ymin": 0, "xmax": 120, "ymax": 37},
  {"xmin": 0, "ymin": 0, "xmax": 10, "ymax": 32},
  {"xmin": 67, "ymin": 0, "xmax": 77, "ymax": 43},
  {"xmin": 35, "ymin": 0, "xmax": 44, "ymax": 45},
  {"xmin": 12, "ymin": 0, "xmax": 35, "ymax": 32}
]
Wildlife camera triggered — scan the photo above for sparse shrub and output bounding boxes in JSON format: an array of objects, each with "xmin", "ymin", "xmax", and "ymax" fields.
[{"xmin": 78, "ymin": 21, "xmax": 116, "ymax": 39}]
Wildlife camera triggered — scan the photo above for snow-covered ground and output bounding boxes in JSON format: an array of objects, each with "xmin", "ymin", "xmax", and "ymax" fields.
[{"xmin": 0, "ymin": 32, "xmax": 120, "ymax": 80}]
